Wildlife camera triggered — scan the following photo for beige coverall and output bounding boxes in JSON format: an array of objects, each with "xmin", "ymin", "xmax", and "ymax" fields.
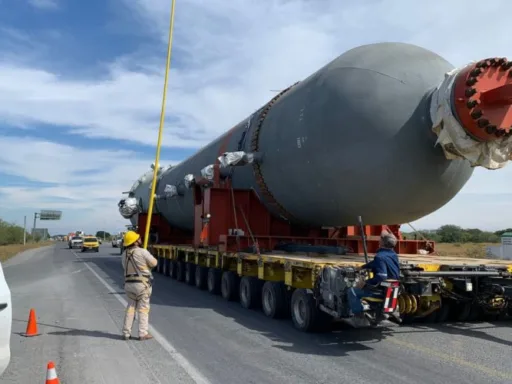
[{"xmin": 122, "ymin": 246, "xmax": 158, "ymax": 338}]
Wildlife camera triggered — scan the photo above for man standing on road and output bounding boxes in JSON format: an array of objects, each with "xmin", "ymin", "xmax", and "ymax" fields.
[{"xmin": 121, "ymin": 231, "xmax": 158, "ymax": 340}]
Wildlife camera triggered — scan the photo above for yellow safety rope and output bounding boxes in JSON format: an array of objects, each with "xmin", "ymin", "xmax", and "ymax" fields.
[{"xmin": 143, "ymin": 0, "xmax": 177, "ymax": 249}]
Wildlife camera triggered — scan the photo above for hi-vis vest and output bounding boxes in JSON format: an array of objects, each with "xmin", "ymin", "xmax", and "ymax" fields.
[{"xmin": 124, "ymin": 248, "xmax": 152, "ymax": 284}]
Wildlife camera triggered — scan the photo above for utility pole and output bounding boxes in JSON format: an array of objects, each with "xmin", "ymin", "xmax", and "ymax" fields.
[
  {"xmin": 32, "ymin": 212, "xmax": 39, "ymax": 239},
  {"xmin": 23, "ymin": 215, "xmax": 27, "ymax": 245}
]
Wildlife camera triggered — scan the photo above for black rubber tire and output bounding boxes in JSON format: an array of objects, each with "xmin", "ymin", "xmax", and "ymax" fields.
[
  {"xmin": 221, "ymin": 271, "xmax": 239, "ymax": 301},
  {"xmin": 467, "ymin": 305, "xmax": 482, "ymax": 322},
  {"xmin": 195, "ymin": 265, "xmax": 208, "ymax": 290},
  {"xmin": 163, "ymin": 259, "xmax": 171, "ymax": 277},
  {"xmin": 169, "ymin": 261, "xmax": 178, "ymax": 279},
  {"xmin": 207, "ymin": 268, "xmax": 222, "ymax": 294},
  {"xmin": 261, "ymin": 281, "xmax": 289, "ymax": 319},
  {"xmin": 157, "ymin": 258, "xmax": 164, "ymax": 274},
  {"xmin": 422, "ymin": 299, "xmax": 450, "ymax": 323},
  {"xmin": 435, "ymin": 300, "xmax": 451, "ymax": 323},
  {"xmin": 239, "ymin": 276, "xmax": 263, "ymax": 309},
  {"xmin": 185, "ymin": 263, "xmax": 196, "ymax": 285},
  {"xmin": 290, "ymin": 288, "xmax": 331, "ymax": 332},
  {"xmin": 451, "ymin": 302, "xmax": 472, "ymax": 322},
  {"xmin": 176, "ymin": 261, "xmax": 186, "ymax": 282}
]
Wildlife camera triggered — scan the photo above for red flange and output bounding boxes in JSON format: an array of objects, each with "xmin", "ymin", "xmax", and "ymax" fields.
[{"xmin": 452, "ymin": 57, "xmax": 512, "ymax": 142}]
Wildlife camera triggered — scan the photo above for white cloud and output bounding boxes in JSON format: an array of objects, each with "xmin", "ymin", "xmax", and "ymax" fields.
[
  {"xmin": 3, "ymin": 0, "xmax": 509, "ymax": 149},
  {"xmin": 28, "ymin": 0, "xmax": 58, "ymax": 10},
  {"xmin": 0, "ymin": 136, "xmax": 179, "ymax": 233},
  {"xmin": 0, "ymin": 0, "xmax": 511, "ymax": 232}
]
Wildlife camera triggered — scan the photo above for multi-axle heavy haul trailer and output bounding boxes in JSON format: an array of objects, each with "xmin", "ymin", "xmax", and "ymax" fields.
[{"xmin": 119, "ymin": 42, "xmax": 512, "ymax": 331}]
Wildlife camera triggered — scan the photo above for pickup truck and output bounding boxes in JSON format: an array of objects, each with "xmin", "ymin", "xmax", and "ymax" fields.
[{"xmin": 68, "ymin": 236, "xmax": 83, "ymax": 249}]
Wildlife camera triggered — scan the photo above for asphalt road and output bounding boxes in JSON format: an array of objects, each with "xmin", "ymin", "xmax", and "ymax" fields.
[{"xmin": 1, "ymin": 244, "xmax": 512, "ymax": 384}]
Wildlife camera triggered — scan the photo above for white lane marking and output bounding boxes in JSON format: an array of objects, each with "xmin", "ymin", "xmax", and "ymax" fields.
[{"xmin": 72, "ymin": 251, "xmax": 212, "ymax": 384}]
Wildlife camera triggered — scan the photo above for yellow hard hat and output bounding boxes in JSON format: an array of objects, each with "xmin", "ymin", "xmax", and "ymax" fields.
[{"xmin": 123, "ymin": 231, "xmax": 140, "ymax": 247}]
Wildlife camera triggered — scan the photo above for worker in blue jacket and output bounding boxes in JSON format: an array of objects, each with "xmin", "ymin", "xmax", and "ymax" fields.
[{"xmin": 346, "ymin": 230, "xmax": 401, "ymax": 327}]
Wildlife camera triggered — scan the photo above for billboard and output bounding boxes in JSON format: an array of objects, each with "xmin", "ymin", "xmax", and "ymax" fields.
[{"xmin": 39, "ymin": 210, "xmax": 62, "ymax": 220}]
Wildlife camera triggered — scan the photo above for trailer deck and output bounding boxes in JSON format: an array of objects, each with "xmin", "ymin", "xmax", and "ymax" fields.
[
  {"xmin": 151, "ymin": 244, "xmax": 512, "ymax": 289},
  {"xmin": 147, "ymin": 240, "xmax": 512, "ymax": 332}
]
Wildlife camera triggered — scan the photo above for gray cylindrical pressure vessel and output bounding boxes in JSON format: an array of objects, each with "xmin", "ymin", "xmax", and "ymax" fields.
[{"xmin": 134, "ymin": 42, "xmax": 475, "ymax": 231}]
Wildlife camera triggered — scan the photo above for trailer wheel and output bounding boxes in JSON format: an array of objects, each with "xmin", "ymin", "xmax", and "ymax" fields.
[
  {"xmin": 168, "ymin": 261, "xmax": 178, "ymax": 279},
  {"xmin": 468, "ymin": 305, "xmax": 482, "ymax": 322},
  {"xmin": 435, "ymin": 300, "xmax": 451, "ymax": 323},
  {"xmin": 195, "ymin": 266, "xmax": 208, "ymax": 290},
  {"xmin": 207, "ymin": 268, "xmax": 222, "ymax": 294},
  {"xmin": 176, "ymin": 261, "xmax": 186, "ymax": 282},
  {"xmin": 221, "ymin": 271, "xmax": 239, "ymax": 301},
  {"xmin": 185, "ymin": 263, "xmax": 196, "ymax": 285},
  {"xmin": 157, "ymin": 258, "xmax": 164, "ymax": 274},
  {"xmin": 239, "ymin": 276, "xmax": 262, "ymax": 309},
  {"xmin": 290, "ymin": 288, "xmax": 330, "ymax": 332},
  {"xmin": 422, "ymin": 299, "xmax": 450, "ymax": 323},
  {"xmin": 482, "ymin": 309, "xmax": 507, "ymax": 322},
  {"xmin": 261, "ymin": 281, "xmax": 288, "ymax": 319},
  {"xmin": 163, "ymin": 259, "xmax": 171, "ymax": 277},
  {"xmin": 451, "ymin": 302, "xmax": 472, "ymax": 322}
]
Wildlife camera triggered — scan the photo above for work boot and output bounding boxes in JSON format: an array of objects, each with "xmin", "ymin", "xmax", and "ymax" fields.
[
  {"xmin": 389, "ymin": 312, "xmax": 402, "ymax": 324},
  {"xmin": 139, "ymin": 333, "xmax": 154, "ymax": 341}
]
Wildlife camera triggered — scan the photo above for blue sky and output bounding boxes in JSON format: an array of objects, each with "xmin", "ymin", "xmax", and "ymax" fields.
[{"xmin": 0, "ymin": 0, "xmax": 511, "ymax": 235}]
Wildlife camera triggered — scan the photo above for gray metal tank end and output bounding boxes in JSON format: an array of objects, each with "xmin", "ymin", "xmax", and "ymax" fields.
[
  {"xmin": 258, "ymin": 42, "xmax": 473, "ymax": 227},
  {"xmin": 126, "ymin": 42, "xmax": 512, "ymax": 230},
  {"xmin": 118, "ymin": 165, "xmax": 171, "ymax": 226}
]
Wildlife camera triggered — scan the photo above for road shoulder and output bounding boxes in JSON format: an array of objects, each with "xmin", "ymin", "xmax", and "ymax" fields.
[{"xmin": 1, "ymin": 245, "xmax": 197, "ymax": 384}]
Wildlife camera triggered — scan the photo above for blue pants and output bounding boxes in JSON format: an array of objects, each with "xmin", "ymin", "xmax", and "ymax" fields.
[{"xmin": 347, "ymin": 287, "xmax": 383, "ymax": 314}]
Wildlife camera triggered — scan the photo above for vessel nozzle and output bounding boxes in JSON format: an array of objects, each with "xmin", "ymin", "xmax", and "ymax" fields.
[{"xmin": 430, "ymin": 57, "xmax": 512, "ymax": 169}]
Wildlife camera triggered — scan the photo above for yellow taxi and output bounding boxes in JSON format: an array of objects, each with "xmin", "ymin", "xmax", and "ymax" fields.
[{"xmin": 81, "ymin": 236, "xmax": 100, "ymax": 253}]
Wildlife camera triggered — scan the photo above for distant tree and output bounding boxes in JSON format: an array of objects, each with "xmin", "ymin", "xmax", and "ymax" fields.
[
  {"xmin": 95, "ymin": 231, "xmax": 112, "ymax": 240},
  {"xmin": 437, "ymin": 225, "xmax": 467, "ymax": 243},
  {"xmin": 494, "ymin": 228, "xmax": 512, "ymax": 237},
  {"xmin": 403, "ymin": 224, "xmax": 501, "ymax": 243}
]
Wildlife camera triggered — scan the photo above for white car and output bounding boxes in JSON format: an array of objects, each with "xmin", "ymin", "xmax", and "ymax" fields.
[
  {"xmin": 0, "ymin": 262, "xmax": 12, "ymax": 376},
  {"xmin": 68, "ymin": 236, "xmax": 83, "ymax": 249},
  {"xmin": 112, "ymin": 238, "xmax": 122, "ymax": 248}
]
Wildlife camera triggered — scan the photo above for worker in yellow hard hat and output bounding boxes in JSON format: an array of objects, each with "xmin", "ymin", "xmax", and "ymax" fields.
[{"xmin": 121, "ymin": 230, "xmax": 158, "ymax": 340}]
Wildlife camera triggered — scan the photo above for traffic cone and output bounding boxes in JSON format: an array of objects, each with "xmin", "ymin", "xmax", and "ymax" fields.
[
  {"xmin": 45, "ymin": 361, "xmax": 60, "ymax": 384},
  {"xmin": 24, "ymin": 308, "xmax": 40, "ymax": 337}
]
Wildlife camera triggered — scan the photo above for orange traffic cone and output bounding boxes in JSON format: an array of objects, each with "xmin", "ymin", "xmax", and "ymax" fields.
[
  {"xmin": 45, "ymin": 361, "xmax": 60, "ymax": 384},
  {"xmin": 24, "ymin": 308, "xmax": 40, "ymax": 337}
]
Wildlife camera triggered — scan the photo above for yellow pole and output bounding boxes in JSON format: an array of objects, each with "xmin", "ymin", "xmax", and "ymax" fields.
[{"xmin": 143, "ymin": 0, "xmax": 177, "ymax": 249}]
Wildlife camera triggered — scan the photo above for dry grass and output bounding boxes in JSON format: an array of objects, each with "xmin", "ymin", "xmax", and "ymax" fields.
[
  {"xmin": 435, "ymin": 242, "xmax": 498, "ymax": 258},
  {"xmin": 0, "ymin": 241, "xmax": 53, "ymax": 263}
]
